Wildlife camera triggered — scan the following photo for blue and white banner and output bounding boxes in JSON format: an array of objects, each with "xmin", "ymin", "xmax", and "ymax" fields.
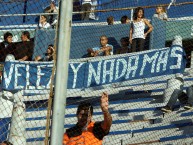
[{"xmin": 2, "ymin": 46, "xmax": 186, "ymax": 91}]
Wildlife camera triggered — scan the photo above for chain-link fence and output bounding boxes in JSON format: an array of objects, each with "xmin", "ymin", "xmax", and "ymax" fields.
[
  {"xmin": 0, "ymin": 0, "xmax": 193, "ymax": 145},
  {"xmin": 0, "ymin": 0, "xmax": 58, "ymax": 145}
]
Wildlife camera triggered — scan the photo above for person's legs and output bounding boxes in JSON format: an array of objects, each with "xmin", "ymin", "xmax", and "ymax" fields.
[
  {"xmin": 178, "ymin": 92, "xmax": 188, "ymax": 105},
  {"xmin": 187, "ymin": 85, "xmax": 193, "ymax": 103},
  {"xmin": 131, "ymin": 39, "xmax": 137, "ymax": 52},
  {"xmin": 167, "ymin": 89, "xmax": 182, "ymax": 108},
  {"xmin": 138, "ymin": 38, "xmax": 145, "ymax": 52},
  {"xmin": 161, "ymin": 89, "xmax": 182, "ymax": 113},
  {"xmin": 184, "ymin": 85, "xmax": 193, "ymax": 109}
]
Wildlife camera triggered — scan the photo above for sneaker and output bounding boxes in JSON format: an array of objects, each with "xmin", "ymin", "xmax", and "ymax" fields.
[
  {"xmin": 184, "ymin": 103, "xmax": 193, "ymax": 110},
  {"xmin": 161, "ymin": 105, "xmax": 172, "ymax": 113}
]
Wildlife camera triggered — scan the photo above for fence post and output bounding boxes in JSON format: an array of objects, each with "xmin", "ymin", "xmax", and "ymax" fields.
[
  {"xmin": 131, "ymin": 8, "xmax": 133, "ymax": 21},
  {"xmin": 9, "ymin": 91, "xmax": 26, "ymax": 145},
  {"xmin": 50, "ymin": 0, "xmax": 72, "ymax": 145},
  {"xmin": 191, "ymin": 51, "xmax": 193, "ymax": 68}
]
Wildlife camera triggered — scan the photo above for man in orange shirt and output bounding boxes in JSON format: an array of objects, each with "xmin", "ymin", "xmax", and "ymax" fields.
[
  {"xmin": 63, "ymin": 92, "xmax": 112, "ymax": 145},
  {"xmin": 0, "ymin": 141, "xmax": 13, "ymax": 145}
]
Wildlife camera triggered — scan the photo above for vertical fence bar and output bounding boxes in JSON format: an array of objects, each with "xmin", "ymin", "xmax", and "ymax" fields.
[
  {"xmin": 191, "ymin": 51, "xmax": 193, "ymax": 68},
  {"xmin": 50, "ymin": 0, "xmax": 73, "ymax": 145},
  {"xmin": 130, "ymin": 8, "xmax": 134, "ymax": 21},
  {"xmin": 9, "ymin": 101, "xmax": 26, "ymax": 145}
]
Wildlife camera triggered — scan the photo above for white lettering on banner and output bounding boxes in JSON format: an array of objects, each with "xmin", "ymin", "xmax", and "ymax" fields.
[
  {"xmin": 2, "ymin": 46, "xmax": 185, "ymax": 90},
  {"xmin": 115, "ymin": 58, "xmax": 127, "ymax": 80},
  {"xmin": 36, "ymin": 65, "xmax": 46, "ymax": 89},
  {"xmin": 156, "ymin": 50, "xmax": 169, "ymax": 72},
  {"xmin": 26, "ymin": 64, "xmax": 35, "ymax": 89},
  {"xmin": 140, "ymin": 52, "xmax": 159, "ymax": 76},
  {"xmin": 70, "ymin": 63, "xmax": 85, "ymax": 89},
  {"xmin": 170, "ymin": 47, "xmax": 183, "ymax": 69},
  {"xmin": 102, "ymin": 59, "xmax": 115, "ymax": 83},
  {"xmin": 46, "ymin": 71, "xmax": 53, "ymax": 89},
  {"xmin": 125, "ymin": 55, "xmax": 139, "ymax": 79},
  {"xmin": 4, "ymin": 64, "xmax": 14, "ymax": 88},
  {"xmin": 87, "ymin": 61, "xmax": 102, "ymax": 87},
  {"xmin": 15, "ymin": 64, "xmax": 25, "ymax": 89},
  {"xmin": 44, "ymin": 64, "xmax": 54, "ymax": 89}
]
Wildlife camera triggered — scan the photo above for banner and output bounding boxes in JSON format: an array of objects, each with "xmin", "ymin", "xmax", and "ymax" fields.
[{"xmin": 2, "ymin": 46, "xmax": 186, "ymax": 91}]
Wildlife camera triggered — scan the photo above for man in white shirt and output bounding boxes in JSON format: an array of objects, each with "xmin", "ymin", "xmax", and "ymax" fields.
[{"xmin": 81, "ymin": 0, "xmax": 92, "ymax": 20}]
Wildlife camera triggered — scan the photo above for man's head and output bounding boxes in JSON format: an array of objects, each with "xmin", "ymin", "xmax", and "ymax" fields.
[
  {"xmin": 40, "ymin": 15, "xmax": 48, "ymax": 23},
  {"xmin": 76, "ymin": 102, "xmax": 93, "ymax": 127},
  {"xmin": 120, "ymin": 37, "xmax": 129, "ymax": 47},
  {"xmin": 156, "ymin": 6, "xmax": 166, "ymax": 14},
  {"xmin": 133, "ymin": 7, "xmax": 144, "ymax": 20},
  {"xmin": 121, "ymin": 15, "xmax": 129, "ymax": 24},
  {"xmin": 21, "ymin": 31, "xmax": 30, "ymax": 42},
  {"xmin": 0, "ymin": 141, "xmax": 13, "ymax": 145},
  {"xmin": 47, "ymin": 44, "xmax": 54, "ymax": 54},
  {"xmin": 107, "ymin": 16, "xmax": 114, "ymax": 25},
  {"xmin": 100, "ymin": 35, "xmax": 108, "ymax": 47},
  {"xmin": 4, "ymin": 32, "xmax": 13, "ymax": 43}
]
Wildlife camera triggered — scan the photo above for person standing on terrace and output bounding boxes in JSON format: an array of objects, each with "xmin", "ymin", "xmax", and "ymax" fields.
[
  {"xmin": 161, "ymin": 74, "xmax": 193, "ymax": 113},
  {"xmin": 0, "ymin": 32, "xmax": 14, "ymax": 62},
  {"xmin": 129, "ymin": 7, "xmax": 153, "ymax": 52},
  {"xmin": 63, "ymin": 92, "xmax": 112, "ymax": 145},
  {"xmin": 81, "ymin": 0, "xmax": 92, "ymax": 20},
  {"xmin": 0, "ymin": 32, "xmax": 15, "ymax": 81},
  {"xmin": 153, "ymin": 6, "xmax": 168, "ymax": 21},
  {"xmin": 13, "ymin": 31, "xmax": 34, "ymax": 61}
]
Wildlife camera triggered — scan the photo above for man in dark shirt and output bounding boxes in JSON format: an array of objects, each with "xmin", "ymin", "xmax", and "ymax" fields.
[
  {"xmin": 0, "ymin": 32, "xmax": 15, "ymax": 81},
  {"xmin": 0, "ymin": 32, "xmax": 14, "ymax": 62},
  {"xmin": 13, "ymin": 31, "xmax": 34, "ymax": 61}
]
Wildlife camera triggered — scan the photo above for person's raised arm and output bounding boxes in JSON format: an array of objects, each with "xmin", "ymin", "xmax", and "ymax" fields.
[
  {"xmin": 87, "ymin": 48, "xmax": 98, "ymax": 57},
  {"xmin": 19, "ymin": 55, "xmax": 28, "ymax": 61},
  {"xmin": 144, "ymin": 19, "xmax": 153, "ymax": 38},
  {"xmin": 100, "ymin": 92, "xmax": 112, "ymax": 133}
]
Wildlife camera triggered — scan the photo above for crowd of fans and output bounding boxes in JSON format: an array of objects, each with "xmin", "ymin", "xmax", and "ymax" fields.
[
  {"xmin": 0, "ymin": 5, "xmax": 169, "ymax": 62},
  {"xmin": 0, "ymin": 30, "xmax": 55, "ymax": 62},
  {"xmin": 0, "ymin": 31, "xmax": 34, "ymax": 62},
  {"xmin": 86, "ymin": 6, "xmax": 169, "ymax": 57}
]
